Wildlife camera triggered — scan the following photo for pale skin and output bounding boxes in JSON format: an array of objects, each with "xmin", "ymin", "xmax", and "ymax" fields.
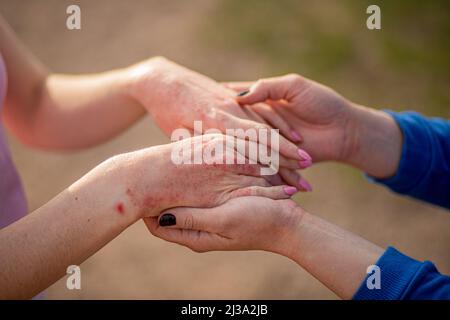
[
  {"xmin": 0, "ymin": 14, "xmax": 311, "ymax": 187},
  {"xmin": 146, "ymin": 197, "xmax": 384, "ymax": 300},
  {"xmin": 0, "ymin": 16, "xmax": 309, "ymax": 298},
  {"xmin": 0, "ymin": 135, "xmax": 297, "ymax": 299},
  {"xmin": 226, "ymin": 74, "xmax": 403, "ymax": 178},
  {"xmin": 149, "ymin": 74, "xmax": 404, "ymax": 299}
]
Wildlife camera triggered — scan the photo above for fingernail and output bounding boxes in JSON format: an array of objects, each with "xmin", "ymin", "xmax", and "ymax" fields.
[
  {"xmin": 299, "ymin": 159, "xmax": 312, "ymax": 168},
  {"xmin": 237, "ymin": 90, "xmax": 249, "ymax": 97},
  {"xmin": 290, "ymin": 130, "xmax": 302, "ymax": 142},
  {"xmin": 283, "ymin": 186, "xmax": 298, "ymax": 196},
  {"xmin": 297, "ymin": 149, "xmax": 312, "ymax": 161},
  {"xmin": 298, "ymin": 177, "xmax": 313, "ymax": 192},
  {"xmin": 159, "ymin": 213, "xmax": 176, "ymax": 226}
]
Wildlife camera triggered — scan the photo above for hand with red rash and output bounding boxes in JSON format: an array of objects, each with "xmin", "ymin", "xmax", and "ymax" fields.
[
  {"xmin": 125, "ymin": 57, "xmax": 313, "ymax": 191},
  {"xmin": 226, "ymin": 74, "xmax": 403, "ymax": 178},
  {"xmin": 109, "ymin": 134, "xmax": 299, "ymax": 218}
]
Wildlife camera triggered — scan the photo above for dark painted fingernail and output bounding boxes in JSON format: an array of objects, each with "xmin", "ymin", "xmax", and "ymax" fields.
[
  {"xmin": 159, "ymin": 213, "xmax": 176, "ymax": 226},
  {"xmin": 237, "ymin": 90, "xmax": 249, "ymax": 97}
]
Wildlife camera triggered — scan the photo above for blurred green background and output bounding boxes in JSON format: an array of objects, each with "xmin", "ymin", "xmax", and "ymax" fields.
[
  {"xmin": 199, "ymin": 0, "xmax": 450, "ymax": 117},
  {"xmin": 0, "ymin": 0, "xmax": 449, "ymax": 299}
]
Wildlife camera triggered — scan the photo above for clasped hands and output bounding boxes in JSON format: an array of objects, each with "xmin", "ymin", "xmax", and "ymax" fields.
[{"xmin": 115, "ymin": 57, "xmax": 371, "ymax": 255}]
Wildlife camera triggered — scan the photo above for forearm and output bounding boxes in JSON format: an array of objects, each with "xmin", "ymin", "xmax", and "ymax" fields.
[
  {"xmin": 18, "ymin": 69, "xmax": 145, "ymax": 150},
  {"xmin": 345, "ymin": 103, "xmax": 403, "ymax": 179},
  {"xmin": 0, "ymin": 15, "xmax": 145, "ymax": 150},
  {"xmin": 0, "ymin": 158, "xmax": 140, "ymax": 299},
  {"xmin": 279, "ymin": 207, "xmax": 384, "ymax": 299}
]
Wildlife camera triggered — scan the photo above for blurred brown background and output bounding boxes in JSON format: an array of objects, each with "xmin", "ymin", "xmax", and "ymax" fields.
[{"xmin": 0, "ymin": 0, "xmax": 449, "ymax": 299}]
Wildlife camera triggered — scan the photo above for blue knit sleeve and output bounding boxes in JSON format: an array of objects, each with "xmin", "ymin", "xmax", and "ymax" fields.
[
  {"xmin": 353, "ymin": 247, "xmax": 450, "ymax": 300},
  {"xmin": 368, "ymin": 111, "xmax": 450, "ymax": 209}
]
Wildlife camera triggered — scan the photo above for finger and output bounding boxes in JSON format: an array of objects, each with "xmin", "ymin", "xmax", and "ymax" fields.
[
  {"xmin": 279, "ymin": 156, "xmax": 312, "ymax": 170},
  {"xmin": 279, "ymin": 168, "xmax": 313, "ymax": 192},
  {"xmin": 144, "ymin": 217, "xmax": 222, "ymax": 252},
  {"xmin": 232, "ymin": 175, "xmax": 270, "ymax": 188},
  {"xmin": 230, "ymin": 185, "xmax": 299, "ymax": 200},
  {"xmin": 249, "ymin": 103, "xmax": 303, "ymax": 142},
  {"xmin": 215, "ymin": 112, "xmax": 310, "ymax": 162},
  {"xmin": 156, "ymin": 207, "xmax": 221, "ymax": 232},
  {"xmin": 265, "ymin": 173, "xmax": 284, "ymax": 186},
  {"xmin": 236, "ymin": 74, "xmax": 307, "ymax": 105},
  {"xmin": 240, "ymin": 103, "xmax": 269, "ymax": 125}
]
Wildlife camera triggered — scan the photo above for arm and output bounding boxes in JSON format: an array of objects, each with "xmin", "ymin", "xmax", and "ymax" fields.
[
  {"xmin": 147, "ymin": 197, "xmax": 450, "ymax": 299},
  {"xmin": 231, "ymin": 74, "xmax": 450, "ymax": 208},
  {"xmin": 282, "ymin": 206, "xmax": 450, "ymax": 299},
  {"xmin": 0, "ymin": 135, "xmax": 291, "ymax": 299},
  {"xmin": 146, "ymin": 197, "xmax": 383, "ymax": 299},
  {"xmin": 366, "ymin": 112, "xmax": 450, "ymax": 209},
  {"xmin": 0, "ymin": 157, "xmax": 141, "ymax": 299},
  {"xmin": 0, "ymin": 17, "xmax": 309, "ymax": 188},
  {"xmin": 0, "ymin": 15, "xmax": 144, "ymax": 150}
]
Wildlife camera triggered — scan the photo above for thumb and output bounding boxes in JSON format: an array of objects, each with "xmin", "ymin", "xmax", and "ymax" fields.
[
  {"xmin": 236, "ymin": 74, "xmax": 305, "ymax": 105},
  {"xmin": 158, "ymin": 207, "xmax": 219, "ymax": 232}
]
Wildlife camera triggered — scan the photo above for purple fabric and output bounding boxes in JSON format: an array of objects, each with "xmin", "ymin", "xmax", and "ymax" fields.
[{"xmin": 0, "ymin": 53, "xmax": 28, "ymax": 228}]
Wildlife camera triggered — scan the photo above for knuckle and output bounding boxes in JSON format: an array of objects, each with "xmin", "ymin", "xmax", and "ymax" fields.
[
  {"xmin": 285, "ymin": 73, "xmax": 302, "ymax": 82},
  {"xmin": 255, "ymin": 79, "xmax": 268, "ymax": 90}
]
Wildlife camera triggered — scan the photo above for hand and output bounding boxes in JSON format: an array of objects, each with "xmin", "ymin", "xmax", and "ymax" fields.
[
  {"xmin": 146, "ymin": 195, "xmax": 384, "ymax": 300},
  {"xmin": 227, "ymin": 74, "xmax": 402, "ymax": 178},
  {"xmin": 225, "ymin": 74, "xmax": 356, "ymax": 162},
  {"xmin": 100, "ymin": 134, "xmax": 298, "ymax": 219},
  {"xmin": 144, "ymin": 196, "xmax": 301, "ymax": 254},
  {"xmin": 125, "ymin": 58, "xmax": 314, "ymax": 190}
]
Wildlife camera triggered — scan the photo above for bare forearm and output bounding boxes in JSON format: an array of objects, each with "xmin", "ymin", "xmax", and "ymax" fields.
[
  {"xmin": 0, "ymin": 159, "xmax": 140, "ymax": 299},
  {"xmin": 0, "ymin": 15, "xmax": 145, "ymax": 150},
  {"xmin": 345, "ymin": 103, "xmax": 403, "ymax": 179},
  {"xmin": 21, "ymin": 69, "xmax": 145, "ymax": 150},
  {"xmin": 280, "ymin": 207, "xmax": 384, "ymax": 299}
]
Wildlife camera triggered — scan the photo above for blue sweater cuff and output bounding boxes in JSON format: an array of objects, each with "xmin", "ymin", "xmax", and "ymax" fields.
[{"xmin": 353, "ymin": 247, "xmax": 423, "ymax": 300}]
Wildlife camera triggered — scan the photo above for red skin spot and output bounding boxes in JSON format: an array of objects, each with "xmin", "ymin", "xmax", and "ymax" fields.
[{"xmin": 115, "ymin": 202, "xmax": 125, "ymax": 214}]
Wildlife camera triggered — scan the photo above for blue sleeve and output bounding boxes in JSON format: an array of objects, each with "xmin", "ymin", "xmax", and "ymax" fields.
[
  {"xmin": 353, "ymin": 247, "xmax": 450, "ymax": 300},
  {"xmin": 369, "ymin": 111, "xmax": 450, "ymax": 209}
]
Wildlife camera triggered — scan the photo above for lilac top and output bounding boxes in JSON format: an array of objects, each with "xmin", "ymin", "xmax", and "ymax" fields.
[{"xmin": 0, "ymin": 53, "xmax": 28, "ymax": 228}]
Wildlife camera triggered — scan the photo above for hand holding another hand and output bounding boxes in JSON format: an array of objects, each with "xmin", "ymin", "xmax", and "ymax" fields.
[
  {"xmin": 99, "ymin": 134, "xmax": 298, "ymax": 219},
  {"xmin": 227, "ymin": 74, "xmax": 402, "ymax": 178},
  {"xmin": 144, "ymin": 196, "xmax": 302, "ymax": 254},
  {"xmin": 126, "ymin": 58, "xmax": 314, "ymax": 190}
]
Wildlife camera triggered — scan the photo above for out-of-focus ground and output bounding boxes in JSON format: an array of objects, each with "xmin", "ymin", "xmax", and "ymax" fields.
[{"xmin": 0, "ymin": 0, "xmax": 449, "ymax": 299}]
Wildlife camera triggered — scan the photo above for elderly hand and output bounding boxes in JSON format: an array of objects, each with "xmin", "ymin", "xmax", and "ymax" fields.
[
  {"xmin": 125, "ymin": 58, "xmax": 313, "ymax": 190},
  {"xmin": 106, "ymin": 134, "xmax": 298, "ymax": 219}
]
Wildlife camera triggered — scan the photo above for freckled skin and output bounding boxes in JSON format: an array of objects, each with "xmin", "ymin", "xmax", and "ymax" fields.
[{"xmin": 122, "ymin": 135, "xmax": 267, "ymax": 218}]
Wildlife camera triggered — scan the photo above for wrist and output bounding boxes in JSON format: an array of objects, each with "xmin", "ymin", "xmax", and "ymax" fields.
[
  {"xmin": 345, "ymin": 104, "xmax": 403, "ymax": 178},
  {"xmin": 124, "ymin": 56, "xmax": 174, "ymax": 113},
  {"xmin": 112, "ymin": 146, "xmax": 168, "ymax": 219},
  {"xmin": 67, "ymin": 155, "xmax": 143, "ymax": 229},
  {"xmin": 268, "ymin": 202, "xmax": 307, "ymax": 258}
]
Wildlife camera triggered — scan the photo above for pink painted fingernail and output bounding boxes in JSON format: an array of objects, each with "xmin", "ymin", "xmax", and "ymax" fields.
[
  {"xmin": 290, "ymin": 130, "xmax": 303, "ymax": 142},
  {"xmin": 299, "ymin": 159, "xmax": 313, "ymax": 168},
  {"xmin": 283, "ymin": 186, "xmax": 298, "ymax": 196},
  {"xmin": 298, "ymin": 177, "xmax": 313, "ymax": 192},
  {"xmin": 297, "ymin": 149, "xmax": 312, "ymax": 161}
]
